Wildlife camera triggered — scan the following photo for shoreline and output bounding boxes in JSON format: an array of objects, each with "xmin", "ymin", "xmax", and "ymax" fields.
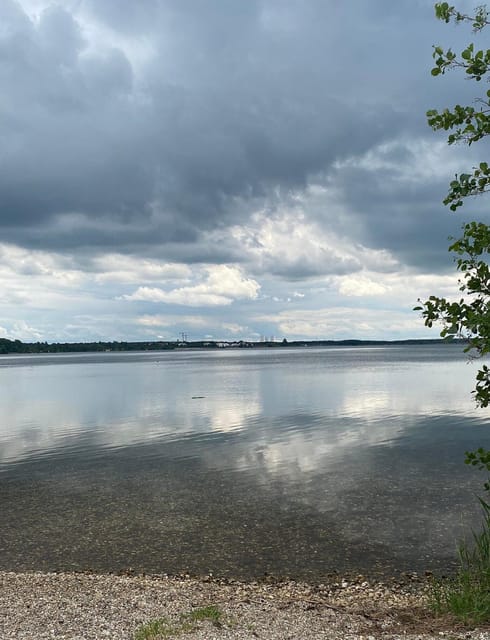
[{"xmin": 1, "ymin": 569, "xmax": 490, "ymax": 639}]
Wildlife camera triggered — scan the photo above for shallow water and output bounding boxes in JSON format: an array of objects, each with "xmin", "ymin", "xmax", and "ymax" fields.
[{"xmin": 1, "ymin": 344, "xmax": 489, "ymax": 579}]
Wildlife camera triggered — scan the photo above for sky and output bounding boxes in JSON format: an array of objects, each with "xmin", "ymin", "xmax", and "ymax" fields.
[{"xmin": 1, "ymin": 0, "xmax": 489, "ymax": 343}]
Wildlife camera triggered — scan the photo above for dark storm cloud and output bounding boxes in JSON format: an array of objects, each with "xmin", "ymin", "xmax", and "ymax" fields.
[
  {"xmin": 0, "ymin": 0, "xmax": 480, "ymax": 267},
  {"xmin": 327, "ymin": 138, "xmax": 490, "ymax": 271}
]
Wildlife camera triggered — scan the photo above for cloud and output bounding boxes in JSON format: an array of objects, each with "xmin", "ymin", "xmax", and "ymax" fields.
[
  {"xmin": 0, "ymin": 321, "xmax": 43, "ymax": 341},
  {"xmin": 338, "ymin": 275, "xmax": 388, "ymax": 297},
  {"xmin": 256, "ymin": 270, "xmax": 461, "ymax": 340},
  {"xmin": 207, "ymin": 208, "xmax": 401, "ymax": 280},
  {"xmin": 137, "ymin": 314, "xmax": 209, "ymax": 328},
  {"xmin": 322, "ymin": 136, "xmax": 490, "ymax": 270},
  {"xmin": 333, "ymin": 271, "xmax": 459, "ymax": 303},
  {"xmin": 256, "ymin": 307, "xmax": 430, "ymax": 340},
  {"xmin": 123, "ymin": 265, "xmax": 260, "ymax": 306},
  {"xmin": 93, "ymin": 254, "xmax": 191, "ymax": 284},
  {"xmin": 221, "ymin": 322, "xmax": 247, "ymax": 334},
  {"xmin": 0, "ymin": 0, "xmax": 484, "ymax": 341},
  {"xmin": 0, "ymin": 0, "xmax": 471, "ymax": 262}
]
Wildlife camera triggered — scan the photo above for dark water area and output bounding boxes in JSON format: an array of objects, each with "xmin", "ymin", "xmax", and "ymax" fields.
[{"xmin": 1, "ymin": 344, "xmax": 490, "ymax": 580}]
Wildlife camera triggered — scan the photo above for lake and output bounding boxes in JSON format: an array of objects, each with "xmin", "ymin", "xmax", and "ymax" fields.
[{"xmin": 1, "ymin": 344, "xmax": 490, "ymax": 580}]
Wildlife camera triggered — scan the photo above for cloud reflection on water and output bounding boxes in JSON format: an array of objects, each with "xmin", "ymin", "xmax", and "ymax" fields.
[
  {"xmin": 0, "ymin": 347, "xmax": 482, "ymax": 470},
  {"xmin": 1, "ymin": 347, "xmax": 490, "ymax": 576}
]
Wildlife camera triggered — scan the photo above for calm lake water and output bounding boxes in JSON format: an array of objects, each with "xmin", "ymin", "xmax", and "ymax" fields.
[{"xmin": 1, "ymin": 344, "xmax": 490, "ymax": 580}]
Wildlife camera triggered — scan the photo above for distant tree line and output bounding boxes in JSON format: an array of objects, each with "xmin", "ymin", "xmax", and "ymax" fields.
[
  {"xmin": 0, "ymin": 337, "xmax": 456, "ymax": 355},
  {"xmin": 0, "ymin": 338, "xmax": 178, "ymax": 354}
]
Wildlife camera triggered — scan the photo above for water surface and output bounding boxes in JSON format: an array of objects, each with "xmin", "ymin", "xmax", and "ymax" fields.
[{"xmin": 1, "ymin": 344, "xmax": 489, "ymax": 579}]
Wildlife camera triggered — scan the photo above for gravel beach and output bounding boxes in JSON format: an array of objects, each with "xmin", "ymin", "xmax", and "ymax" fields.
[{"xmin": 1, "ymin": 571, "xmax": 490, "ymax": 640}]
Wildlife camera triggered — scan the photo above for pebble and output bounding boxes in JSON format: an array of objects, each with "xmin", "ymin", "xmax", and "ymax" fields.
[{"xmin": 0, "ymin": 571, "xmax": 490, "ymax": 640}]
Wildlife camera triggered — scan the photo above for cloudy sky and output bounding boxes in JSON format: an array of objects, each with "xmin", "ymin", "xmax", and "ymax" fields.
[{"xmin": 1, "ymin": 0, "xmax": 488, "ymax": 343}]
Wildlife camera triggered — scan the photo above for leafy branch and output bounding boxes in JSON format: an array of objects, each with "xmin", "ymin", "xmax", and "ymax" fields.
[{"xmin": 416, "ymin": 4, "xmax": 490, "ymax": 484}]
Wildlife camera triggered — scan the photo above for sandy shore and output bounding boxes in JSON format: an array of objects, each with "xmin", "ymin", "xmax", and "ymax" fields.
[{"xmin": 1, "ymin": 571, "xmax": 490, "ymax": 640}]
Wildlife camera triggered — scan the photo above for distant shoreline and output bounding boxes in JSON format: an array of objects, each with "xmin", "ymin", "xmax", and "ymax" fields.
[{"xmin": 0, "ymin": 336, "xmax": 462, "ymax": 355}]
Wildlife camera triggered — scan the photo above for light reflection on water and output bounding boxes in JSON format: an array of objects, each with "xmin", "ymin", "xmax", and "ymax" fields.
[{"xmin": 1, "ymin": 344, "xmax": 490, "ymax": 579}]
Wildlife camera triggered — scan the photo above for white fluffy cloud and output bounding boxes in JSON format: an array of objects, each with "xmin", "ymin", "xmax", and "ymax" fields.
[
  {"xmin": 335, "ymin": 271, "xmax": 459, "ymax": 301},
  {"xmin": 123, "ymin": 265, "xmax": 260, "ymax": 306},
  {"xmin": 205, "ymin": 206, "xmax": 401, "ymax": 281}
]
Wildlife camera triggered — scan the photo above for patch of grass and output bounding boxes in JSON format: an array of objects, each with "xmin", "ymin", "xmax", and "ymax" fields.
[
  {"xmin": 134, "ymin": 605, "xmax": 225, "ymax": 639},
  {"xmin": 134, "ymin": 617, "xmax": 181, "ymax": 640},
  {"xmin": 186, "ymin": 605, "xmax": 223, "ymax": 626},
  {"xmin": 429, "ymin": 499, "xmax": 490, "ymax": 624}
]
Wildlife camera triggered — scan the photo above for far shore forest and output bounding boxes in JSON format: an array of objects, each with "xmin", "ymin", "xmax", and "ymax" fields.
[{"xmin": 0, "ymin": 336, "xmax": 458, "ymax": 354}]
